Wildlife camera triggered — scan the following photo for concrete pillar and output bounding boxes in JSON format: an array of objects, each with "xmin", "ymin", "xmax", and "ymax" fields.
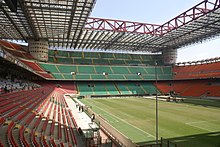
[
  {"xmin": 28, "ymin": 39, "xmax": 48, "ymax": 61},
  {"xmin": 162, "ymin": 48, "xmax": 177, "ymax": 65}
]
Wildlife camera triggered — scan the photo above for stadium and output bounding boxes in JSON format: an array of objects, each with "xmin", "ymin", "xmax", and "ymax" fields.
[{"xmin": 0, "ymin": 0, "xmax": 220, "ymax": 147}]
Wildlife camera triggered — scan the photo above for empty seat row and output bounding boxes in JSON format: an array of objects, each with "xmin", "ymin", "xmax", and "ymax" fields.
[
  {"xmin": 0, "ymin": 85, "xmax": 78, "ymax": 146},
  {"xmin": 77, "ymin": 82, "xmax": 159, "ymax": 96},
  {"xmin": 38, "ymin": 62, "xmax": 172, "ymax": 80}
]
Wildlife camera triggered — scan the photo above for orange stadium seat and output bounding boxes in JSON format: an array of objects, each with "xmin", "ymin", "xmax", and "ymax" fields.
[{"xmin": 173, "ymin": 62, "xmax": 220, "ymax": 79}]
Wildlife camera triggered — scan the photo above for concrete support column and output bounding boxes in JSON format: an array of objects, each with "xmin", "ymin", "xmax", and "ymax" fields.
[
  {"xmin": 28, "ymin": 39, "xmax": 48, "ymax": 61},
  {"xmin": 162, "ymin": 48, "xmax": 177, "ymax": 65}
]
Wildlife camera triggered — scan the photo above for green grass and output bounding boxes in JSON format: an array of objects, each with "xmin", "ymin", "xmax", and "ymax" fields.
[{"xmin": 80, "ymin": 98, "xmax": 220, "ymax": 147}]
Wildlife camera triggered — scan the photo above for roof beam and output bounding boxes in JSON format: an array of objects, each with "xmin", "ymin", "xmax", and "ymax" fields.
[
  {"xmin": 85, "ymin": 0, "xmax": 220, "ymax": 37},
  {"xmin": 70, "ymin": 0, "xmax": 89, "ymax": 49},
  {"xmin": 154, "ymin": 0, "xmax": 220, "ymax": 36},
  {"xmin": 85, "ymin": 17, "xmax": 160, "ymax": 36},
  {"xmin": 0, "ymin": 4, "xmax": 27, "ymax": 41},
  {"xmin": 77, "ymin": 30, "xmax": 89, "ymax": 49},
  {"xmin": 18, "ymin": 0, "xmax": 39, "ymax": 39},
  {"xmin": 103, "ymin": 32, "xmax": 125, "ymax": 50},
  {"xmin": 66, "ymin": 0, "xmax": 78, "ymax": 42}
]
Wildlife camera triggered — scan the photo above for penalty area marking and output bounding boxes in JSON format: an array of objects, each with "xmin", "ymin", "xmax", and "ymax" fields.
[
  {"xmin": 90, "ymin": 101, "xmax": 155, "ymax": 139},
  {"xmin": 102, "ymin": 108, "xmax": 155, "ymax": 139},
  {"xmin": 185, "ymin": 120, "xmax": 218, "ymax": 132}
]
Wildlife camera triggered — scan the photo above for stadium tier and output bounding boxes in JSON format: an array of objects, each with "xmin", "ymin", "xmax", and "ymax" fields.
[
  {"xmin": 1, "ymin": 40, "xmax": 219, "ymax": 98},
  {"xmin": 77, "ymin": 82, "xmax": 159, "ymax": 96},
  {"xmin": 0, "ymin": 43, "xmax": 173, "ymax": 81},
  {"xmin": 38, "ymin": 62, "xmax": 172, "ymax": 80},
  {"xmin": 0, "ymin": 40, "xmax": 24, "ymax": 51},
  {"xmin": 19, "ymin": 59, "xmax": 54, "ymax": 79},
  {"xmin": 48, "ymin": 50, "xmax": 163, "ymax": 66},
  {"xmin": 0, "ymin": 83, "xmax": 78, "ymax": 146},
  {"xmin": 174, "ymin": 61, "xmax": 220, "ymax": 79},
  {"xmin": 156, "ymin": 79, "xmax": 220, "ymax": 97},
  {"xmin": 0, "ymin": 40, "xmax": 34, "ymax": 59}
]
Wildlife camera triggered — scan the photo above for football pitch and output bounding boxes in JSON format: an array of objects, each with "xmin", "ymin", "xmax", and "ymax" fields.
[{"xmin": 80, "ymin": 97, "xmax": 220, "ymax": 147}]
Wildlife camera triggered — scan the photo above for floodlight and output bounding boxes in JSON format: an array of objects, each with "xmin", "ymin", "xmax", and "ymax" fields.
[
  {"xmin": 103, "ymin": 72, "xmax": 108, "ymax": 75},
  {"xmin": 137, "ymin": 72, "xmax": 141, "ymax": 76}
]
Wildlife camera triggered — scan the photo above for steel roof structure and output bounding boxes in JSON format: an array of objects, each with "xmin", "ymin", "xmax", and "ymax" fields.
[{"xmin": 0, "ymin": 0, "xmax": 220, "ymax": 53}]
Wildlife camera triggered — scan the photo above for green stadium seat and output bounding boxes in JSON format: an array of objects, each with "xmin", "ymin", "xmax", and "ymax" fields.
[
  {"xmin": 91, "ymin": 75, "xmax": 106, "ymax": 80},
  {"xmin": 100, "ymin": 52, "xmax": 114, "ymax": 59},
  {"xmin": 77, "ymin": 83, "xmax": 94, "ymax": 95},
  {"xmin": 141, "ymin": 55, "xmax": 152, "ymax": 60},
  {"xmin": 74, "ymin": 58, "xmax": 92, "ymax": 64},
  {"xmin": 141, "ymin": 61, "xmax": 152, "ymax": 65},
  {"xmin": 77, "ymin": 82, "xmax": 159, "ymax": 96},
  {"xmin": 78, "ymin": 66, "xmax": 95, "ymax": 73},
  {"xmin": 107, "ymin": 75, "xmax": 125, "ymax": 80},
  {"xmin": 95, "ymin": 66, "xmax": 113, "ymax": 74},
  {"xmin": 125, "ymin": 83, "xmax": 146, "ymax": 94},
  {"xmin": 130, "ymin": 54, "xmax": 142, "ymax": 60},
  {"xmin": 125, "ymin": 60, "xmax": 142, "ymax": 65},
  {"xmin": 124, "ymin": 75, "xmax": 142, "ymax": 80},
  {"xmin": 116, "ymin": 83, "xmax": 131, "ymax": 94},
  {"xmin": 84, "ymin": 52, "xmax": 100, "ymax": 58},
  {"xmin": 140, "ymin": 83, "xmax": 159, "ymax": 95},
  {"xmin": 109, "ymin": 59, "xmax": 126, "ymax": 65},
  {"xmin": 69, "ymin": 52, "xmax": 83, "ymax": 58},
  {"xmin": 75, "ymin": 75, "xmax": 91, "ymax": 80},
  {"xmin": 57, "ymin": 57, "xmax": 73, "ymax": 64},
  {"xmin": 47, "ymin": 50, "xmax": 166, "ymax": 66},
  {"xmin": 105, "ymin": 83, "xmax": 120, "ymax": 95},
  {"xmin": 151, "ymin": 55, "xmax": 162, "ymax": 60},
  {"xmin": 41, "ymin": 50, "xmax": 173, "ymax": 81},
  {"xmin": 162, "ymin": 66, "xmax": 172, "ymax": 74},
  {"xmin": 48, "ymin": 56, "xmax": 54, "ymax": 62},
  {"xmin": 144, "ymin": 67, "xmax": 156, "ymax": 74},
  {"xmin": 155, "ymin": 61, "xmax": 163, "ymax": 65},
  {"xmin": 52, "ymin": 73, "xmax": 64, "ymax": 79},
  {"xmin": 93, "ymin": 83, "xmax": 108, "ymax": 95},
  {"xmin": 57, "ymin": 50, "xmax": 69, "ymax": 57},
  {"xmin": 63, "ymin": 74, "xmax": 74, "ymax": 80},
  {"xmin": 128, "ymin": 67, "xmax": 148, "ymax": 74},
  {"xmin": 39, "ymin": 63, "xmax": 59, "ymax": 73},
  {"xmin": 111, "ymin": 66, "xmax": 130, "ymax": 74},
  {"xmin": 57, "ymin": 65, "xmax": 77, "ymax": 73},
  {"xmin": 48, "ymin": 50, "xmax": 54, "ymax": 56},
  {"xmin": 39, "ymin": 62, "xmax": 172, "ymax": 81},
  {"xmin": 156, "ymin": 67, "xmax": 163, "ymax": 74},
  {"xmin": 93, "ymin": 59, "xmax": 110, "ymax": 65},
  {"xmin": 114, "ymin": 53, "xmax": 131, "ymax": 59},
  {"xmin": 158, "ymin": 75, "xmax": 172, "ymax": 80},
  {"xmin": 141, "ymin": 75, "xmax": 156, "ymax": 80}
]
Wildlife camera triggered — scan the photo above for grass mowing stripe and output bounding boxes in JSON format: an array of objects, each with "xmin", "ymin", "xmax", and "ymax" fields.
[
  {"xmin": 89, "ymin": 99, "xmax": 155, "ymax": 139},
  {"xmin": 80, "ymin": 98, "xmax": 220, "ymax": 147}
]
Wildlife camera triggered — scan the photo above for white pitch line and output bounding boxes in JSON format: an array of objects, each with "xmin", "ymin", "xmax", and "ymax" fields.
[
  {"xmin": 185, "ymin": 120, "xmax": 218, "ymax": 132},
  {"xmin": 185, "ymin": 120, "xmax": 218, "ymax": 125},
  {"xmin": 102, "ymin": 114, "xmax": 119, "ymax": 122},
  {"xmin": 186, "ymin": 123, "xmax": 214, "ymax": 132},
  {"xmin": 91, "ymin": 101, "xmax": 155, "ymax": 139}
]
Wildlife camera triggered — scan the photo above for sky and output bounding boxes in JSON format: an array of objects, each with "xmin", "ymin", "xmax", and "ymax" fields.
[{"xmin": 90, "ymin": 0, "xmax": 220, "ymax": 62}]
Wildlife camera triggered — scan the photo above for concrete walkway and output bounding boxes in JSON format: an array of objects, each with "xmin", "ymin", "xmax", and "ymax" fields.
[{"xmin": 64, "ymin": 96, "xmax": 99, "ymax": 147}]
